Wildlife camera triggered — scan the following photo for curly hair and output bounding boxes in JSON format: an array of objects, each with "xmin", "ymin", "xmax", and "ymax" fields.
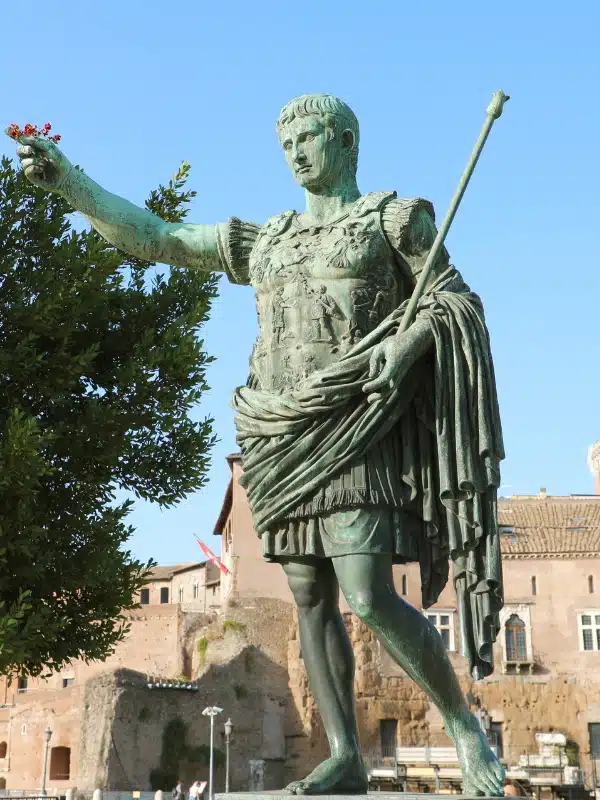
[{"xmin": 276, "ymin": 94, "xmax": 360, "ymax": 175}]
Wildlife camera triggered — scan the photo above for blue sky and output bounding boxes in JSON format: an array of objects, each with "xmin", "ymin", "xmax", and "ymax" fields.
[{"xmin": 2, "ymin": 1, "xmax": 599, "ymax": 566}]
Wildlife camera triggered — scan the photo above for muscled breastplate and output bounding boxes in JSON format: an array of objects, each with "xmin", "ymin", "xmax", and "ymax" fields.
[{"xmin": 248, "ymin": 192, "xmax": 408, "ymax": 393}]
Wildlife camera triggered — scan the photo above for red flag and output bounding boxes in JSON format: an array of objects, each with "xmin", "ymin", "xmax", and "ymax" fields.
[{"xmin": 195, "ymin": 536, "xmax": 231, "ymax": 575}]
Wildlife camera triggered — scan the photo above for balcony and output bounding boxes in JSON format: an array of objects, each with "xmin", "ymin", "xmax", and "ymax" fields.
[{"xmin": 502, "ymin": 659, "xmax": 535, "ymax": 675}]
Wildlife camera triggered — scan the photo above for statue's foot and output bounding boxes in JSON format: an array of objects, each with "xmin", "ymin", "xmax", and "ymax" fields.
[
  {"xmin": 449, "ymin": 711, "xmax": 505, "ymax": 797},
  {"xmin": 285, "ymin": 753, "xmax": 368, "ymax": 795}
]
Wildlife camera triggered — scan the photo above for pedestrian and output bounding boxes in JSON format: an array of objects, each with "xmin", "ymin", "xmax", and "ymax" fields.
[
  {"xmin": 172, "ymin": 780, "xmax": 184, "ymax": 800},
  {"xmin": 188, "ymin": 780, "xmax": 200, "ymax": 800}
]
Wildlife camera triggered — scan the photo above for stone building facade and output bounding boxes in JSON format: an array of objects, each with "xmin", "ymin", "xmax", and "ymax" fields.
[
  {"xmin": 3, "ymin": 446, "xmax": 600, "ymax": 792},
  {"xmin": 136, "ymin": 561, "xmax": 222, "ymax": 613},
  {"xmin": 0, "ymin": 561, "xmax": 224, "ymax": 794},
  {"xmin": 211, "ymin": 453, "xmax": 600, "ymax": 789}
]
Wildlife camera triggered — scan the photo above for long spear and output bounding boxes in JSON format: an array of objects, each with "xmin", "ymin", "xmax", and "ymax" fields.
[{"xmin": 397, "ymin": 89, "xmax": 510, "ymax": 335}]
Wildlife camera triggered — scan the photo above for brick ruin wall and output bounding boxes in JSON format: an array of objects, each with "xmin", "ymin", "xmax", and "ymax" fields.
[{"xmin": 18, "ymin": 595, "xmax": 600, "ymax": 791}]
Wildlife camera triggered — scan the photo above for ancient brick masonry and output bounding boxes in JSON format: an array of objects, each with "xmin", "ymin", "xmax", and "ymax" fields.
[{"xmin": 4, "ymin": 456, "xmax": 600, "ymax": 790}]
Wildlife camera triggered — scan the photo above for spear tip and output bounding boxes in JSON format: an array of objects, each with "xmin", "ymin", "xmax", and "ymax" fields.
[{"xmin": 487, "ymin": 90, "xmax": 510, "ymax": 120}]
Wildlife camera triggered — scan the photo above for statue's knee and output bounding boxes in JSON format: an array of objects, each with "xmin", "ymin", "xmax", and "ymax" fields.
[
  {"xmin": 348, "ymin": 590, "xmax": 377, "ymax": 623},
  {"xmin": 287, "ymin": 574, "xmax": 320, "ymax": 610}
]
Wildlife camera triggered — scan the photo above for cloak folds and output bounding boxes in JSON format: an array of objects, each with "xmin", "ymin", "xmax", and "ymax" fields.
[{"xmin": 231, "ymin": 268, "xmax": 505, "ymax": 679}]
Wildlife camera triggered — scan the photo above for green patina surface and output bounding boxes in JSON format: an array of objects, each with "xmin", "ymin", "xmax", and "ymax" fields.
[{"xmin": 11, "ymin": 92, "xmax": 507, "ymax": 796}]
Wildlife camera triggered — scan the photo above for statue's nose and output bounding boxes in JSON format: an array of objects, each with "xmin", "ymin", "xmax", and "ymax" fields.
[{"xmin": 293, "ymin": 145, "xmax": 307, "ymax": 163}]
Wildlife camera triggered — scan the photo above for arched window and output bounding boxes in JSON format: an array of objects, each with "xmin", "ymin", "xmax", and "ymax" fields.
[
  {"xmin": 401, "ymin": 575, "xmax": 407, "ymax": 596},
  {"xmin": 193, "ymin": 581, "xmax": 199, "ymax": 600},
  {"xmin": 589, "ymin": 575, "xmax": 595, "ymax": 595},
  {"xmin": 505, "ymin": 614, "xmax": 527, "ymax": 661},
  {"xmin": 0, "ymin": 741, "xmax": 7, "ymax": 758},
  {"xmin": 49, "ymin": 746, "xmax": 71, "ymax": 780}
]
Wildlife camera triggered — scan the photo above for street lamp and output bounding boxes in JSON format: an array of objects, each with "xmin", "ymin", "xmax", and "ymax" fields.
[
  {"xmin": 224, "ymin": 718, "xmax": 234, "ymax": 793},
  {"xmin": 41, "ymin": 726, "xmax": 52, "ymax": 796},
  {"xmin": 477, "ymin": 707, "xmax": 491, "ymax": 735},
  {"xmin": 202, "ymin": 706, "xmax": 223, "ymax": 800}
]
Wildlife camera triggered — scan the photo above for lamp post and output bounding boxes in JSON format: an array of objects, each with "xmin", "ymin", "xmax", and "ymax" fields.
[
  {"xmin": 41, "ymin": 726, "xmax": 52, "ymax": 797},
  {"xmin": 477, "ymin": 706, "xmax": 491, "ymax": 736},
  {"xmin": 224, "ymin": 718, "xmax": 233, "ymax": 793},
  {"xmin": 202, "ymin": 706, "xmax": 223, "ymax": 800}
]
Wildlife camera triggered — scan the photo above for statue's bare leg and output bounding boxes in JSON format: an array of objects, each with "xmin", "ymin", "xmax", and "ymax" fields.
[
  {"xmin": 333, "ymin": 552, "xmax": 505, "ymax": 797},
  {"xmin": 280, "ymin": 557, "xmax": 368, "ymax": 794}
]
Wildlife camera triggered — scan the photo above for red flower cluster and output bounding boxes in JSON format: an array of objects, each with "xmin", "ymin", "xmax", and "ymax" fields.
[{"xmin": 6, "ymin": 122, "xmax": 61, "ymax": 143}]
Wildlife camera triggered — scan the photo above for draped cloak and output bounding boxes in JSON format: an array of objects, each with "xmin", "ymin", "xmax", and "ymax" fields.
[
  {"xmin": 219, "ymin": 199, "xmax": 505, "ymax": 680},
  {"xmin": 220, "ymin": 201, "xmax": 504, "ymax": 679}
]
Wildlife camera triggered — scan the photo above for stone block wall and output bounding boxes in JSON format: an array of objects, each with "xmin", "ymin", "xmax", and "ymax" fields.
[
  {"xmin": 284, "ymin": 606, "xmax": 600, "ymax": 780},
  {"xmin": 80, "ymin": 599, "xmax": 297, "ymax": 792}
]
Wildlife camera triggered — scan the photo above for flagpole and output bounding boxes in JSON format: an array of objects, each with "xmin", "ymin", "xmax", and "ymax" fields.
[{"xmin": 195, "ymin": 535, "xmax": 231, "ymax": 575}]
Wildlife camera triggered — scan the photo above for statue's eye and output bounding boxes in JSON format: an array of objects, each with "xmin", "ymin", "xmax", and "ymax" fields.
[
  {"xmin": 283, "ymin": 141, "xmax": 292, "ymax": 151},
  {"xmin": 304, "ymin": 133, "xmax": 315, "ymax": 142}
]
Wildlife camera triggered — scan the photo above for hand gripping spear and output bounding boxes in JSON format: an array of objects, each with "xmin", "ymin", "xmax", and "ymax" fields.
[{"xmin": 397, "ymin": 89, "xmax": 510, "ymax": 335}]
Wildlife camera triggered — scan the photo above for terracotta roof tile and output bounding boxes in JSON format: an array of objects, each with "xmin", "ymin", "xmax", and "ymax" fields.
[
  {"xmin": 145, "ymin": 563, "xmax": 195, "ymax": 582},
  {"xmin": 498, "ymin": 497, "xmax": 600, "ymax": 555}
]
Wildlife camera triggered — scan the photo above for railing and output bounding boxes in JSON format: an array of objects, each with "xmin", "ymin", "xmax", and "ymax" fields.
[
  {"xmin": 68, "ymin": 793, "xmax": 157, "ymax": 800},
  {"xmin": 396, "ymin": 745, "xmax": 458, "ymax": 764},
  {"xmin": 502, "ymin": 659, "xmax": 535, "ymax": 675},
  {"xmin": 505, "ymin": 750, "xmax": 585, "ymax": 788},
  {"xmin": 363, "ymin": 746, "xmax": 407, "ymax": 786},
  {"xmin": 0, "ymin": 793, "xmax": 156, "ymax": 800},
  {"xmin": 0, "ymin": 794, "xmax": 60, "ymax": 799}
]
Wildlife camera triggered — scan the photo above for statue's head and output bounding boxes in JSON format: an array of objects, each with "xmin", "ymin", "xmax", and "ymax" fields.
[{"xmin": 276, "ymin": 94, "xmax": 359, "ymax": 191}]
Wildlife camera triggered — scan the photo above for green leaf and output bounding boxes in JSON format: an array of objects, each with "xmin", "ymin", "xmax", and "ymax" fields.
[{"xmin": 0, "ymin": 156, "xmax": 218, "ymax": 676}]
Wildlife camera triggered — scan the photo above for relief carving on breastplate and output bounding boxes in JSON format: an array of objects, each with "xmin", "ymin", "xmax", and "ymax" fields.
[
  {"xmin": 248, "ymin": 201, "xmax": 402, "ymax": 391},
  {"xmin": 298, "ymin": 273, "xmax": 344, "ymax": 345},
  {"xmin": 271, "ymin": 286, "xmax": 294, "ymax": 346}
]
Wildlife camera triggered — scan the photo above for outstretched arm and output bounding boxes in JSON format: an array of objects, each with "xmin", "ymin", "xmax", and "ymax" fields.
[
  {"xmin": 62, "ymin": 167, "xmax": 223, "ymax": 271},
  {"xmin": 14, "ymin": 135, "xmax": 228, "ymax": 272}
]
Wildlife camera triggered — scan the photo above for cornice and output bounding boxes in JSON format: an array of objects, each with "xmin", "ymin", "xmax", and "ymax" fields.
[{"xmin": 502, "ymin": 552, "xmax": 600, "ymax": 560}]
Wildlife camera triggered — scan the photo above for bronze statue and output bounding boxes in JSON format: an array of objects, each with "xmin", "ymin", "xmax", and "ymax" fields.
[{"xmin": 11, "ymin": 91, "xmax": 508, "ymax": 795}]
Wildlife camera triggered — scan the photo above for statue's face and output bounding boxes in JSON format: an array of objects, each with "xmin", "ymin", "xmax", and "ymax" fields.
[{"xmin": 279, "ymin": 115, "xmax": 348, "ymax": 190}]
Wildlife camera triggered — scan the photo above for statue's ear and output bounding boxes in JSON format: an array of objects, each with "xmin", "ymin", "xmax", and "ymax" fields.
[{"xmin": 342, "ymin": 129, "xmax": 355, "ymax": 150}]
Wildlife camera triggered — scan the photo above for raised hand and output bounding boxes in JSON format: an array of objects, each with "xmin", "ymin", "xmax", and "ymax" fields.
[{"xmin": 14, "ymin": 135, "xmax": 72, "ymax": 193}]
